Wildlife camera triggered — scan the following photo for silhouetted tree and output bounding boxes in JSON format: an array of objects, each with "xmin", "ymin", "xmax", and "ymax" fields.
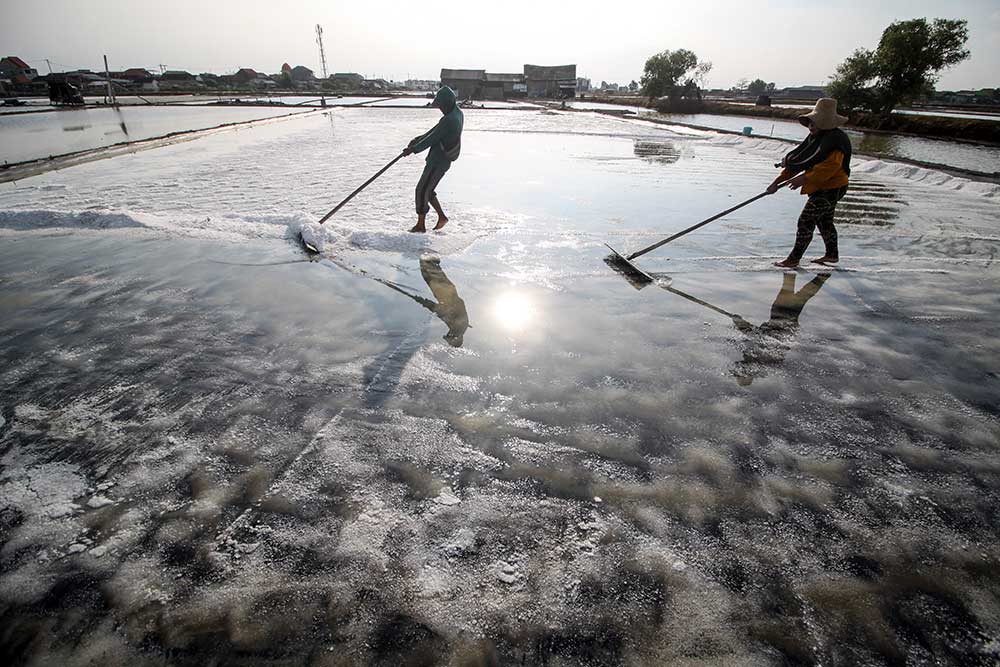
[
  {"xmin": 828, "ymin": 18, "xmax": 969, "ymax": 115},
  {"xmin": 747, "ymin": 78, "xmax": 774, "ymax": 95},
  {"xmin": 640, "ymin": 49, "xmax": 712, "ymax": 103}
]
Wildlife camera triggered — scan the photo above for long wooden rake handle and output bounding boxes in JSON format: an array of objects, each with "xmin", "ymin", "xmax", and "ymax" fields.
[
  {"xmin": 318, "ymin": 152, "xmax": 406, "ymax": 224},
  {"xmin": 626, "ymin": 178, "xmax": 794, "ymax": 261}
]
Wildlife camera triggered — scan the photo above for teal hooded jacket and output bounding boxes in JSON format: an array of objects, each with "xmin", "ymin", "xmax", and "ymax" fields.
[{"xmin": 410, "ymin": 86, "xmax": 464, "ymax": 167}]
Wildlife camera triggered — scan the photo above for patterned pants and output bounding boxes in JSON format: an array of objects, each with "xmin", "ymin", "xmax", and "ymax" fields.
[{"xmin": 787, "ymin": 186, "xmax": 847, "ymax": 262}]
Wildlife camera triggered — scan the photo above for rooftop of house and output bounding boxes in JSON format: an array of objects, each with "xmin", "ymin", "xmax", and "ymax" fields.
[
  {"xmin": 441, "ymin": 69, "xmax": 486, "ymax": 80},
  {"xmin": 523, "ymin": 64, "xmax": 577, "ymax": 80},
  {"xmin": 2, "ymin": 56, "xmax": 31, "ymax": 69}
]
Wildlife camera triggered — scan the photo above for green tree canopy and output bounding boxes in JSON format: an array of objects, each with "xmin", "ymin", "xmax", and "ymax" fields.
[
  {"xmin": 640, "ymin": 49, "xmax": 712, "ymax": 102},
  {"xmin": 828, "ymin": 18, "xmax": 970, "ymax": 116},
  {"xmin": 747, "ymin": 78, "xmax": 775, "ymax": 96}
]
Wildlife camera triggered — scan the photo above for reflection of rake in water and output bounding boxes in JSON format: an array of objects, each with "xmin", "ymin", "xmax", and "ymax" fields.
[
  {"xmin": 606, "ymin": 179, "xmax": 793, "ymax": 284},
  {"xmin": 615, "ymin": 268, "xmax": 754, "ymax": 331},
  {"xmin": 211, "ymin": 255, "xmax": 426, "ymax": 295}
]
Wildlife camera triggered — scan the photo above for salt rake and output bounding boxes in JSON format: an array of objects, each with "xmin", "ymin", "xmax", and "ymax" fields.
[
  {"xmin": 299, "ymin": 151, "xmax": 406, "ymax": 254},
  {"xmin": 605, "ymin": 178, "xmax": 793, "ymax": 285}
]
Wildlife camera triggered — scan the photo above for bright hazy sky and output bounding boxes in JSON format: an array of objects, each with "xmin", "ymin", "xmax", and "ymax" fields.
[{"xmin": 3, "ymin": 0, "xmax": 997, "ymax": 90}]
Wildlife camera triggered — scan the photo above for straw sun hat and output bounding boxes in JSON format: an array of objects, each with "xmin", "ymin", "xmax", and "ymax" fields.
[{"xmin": 799, "ymin": 98, "xmax": 849, "ymax": 130}]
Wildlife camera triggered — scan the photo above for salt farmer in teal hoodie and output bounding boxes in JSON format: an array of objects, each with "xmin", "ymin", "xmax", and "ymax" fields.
[{"xmin": 403, "ymin": 86, "xmax": 464, "ymax": 233}]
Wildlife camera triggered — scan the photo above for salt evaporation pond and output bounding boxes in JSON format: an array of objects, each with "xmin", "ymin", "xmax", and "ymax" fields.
[
  {"xmin": 0, "ymin": 105, "xmax": 312, "ymax": 165},
  {"xmin": 1, "ymin": 107, "xmax": 999, "ymax": 665},
  {"xmin": 727, "ymin": 100, "xmax": 1000, "ymax": 122},
  {"xmin": 566, "ymin": 101, "xmax": 1000, "ymax": 174}
]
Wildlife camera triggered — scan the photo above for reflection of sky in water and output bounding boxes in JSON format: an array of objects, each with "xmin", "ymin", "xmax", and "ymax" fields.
[
  {"xmin": 1, "ymin": 108, "xmax": 999, "ymax": 665},
  {"xmin": 644, "ymin": 112, "xmax": 1000, "ymax": 173},
  {"xmin": 567, "ymin": 103, "xmax": 999, "ymax": 173}
]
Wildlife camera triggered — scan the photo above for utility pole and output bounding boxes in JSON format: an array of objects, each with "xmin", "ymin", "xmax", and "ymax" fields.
[
  {"xmin": 315, "ymin": 23, "xmax": 329, "ymax": 108},
  {"xmin": 103, "ymin": 55, "xmax": 116, "ymax": 106},
  {"xmin": 44, "ymin": 59, "xmax": 53, "ymax": 74}
]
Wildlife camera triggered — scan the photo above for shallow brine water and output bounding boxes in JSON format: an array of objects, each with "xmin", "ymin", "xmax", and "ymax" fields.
[
  {"xmin": 566, "ymin": 102, "xmax": 1000, "ymax": 175},
  {"xmin": 1, "ymin": 108, "xmax": 999, "ymax": 666},
  {"xmin": 0, "ymin": 105, "xmax": 312, "ymax": 165}
]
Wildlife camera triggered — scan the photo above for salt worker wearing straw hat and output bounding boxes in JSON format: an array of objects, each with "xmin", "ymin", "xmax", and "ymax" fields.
[
  {"xmin": 768, "ymin": 98, "xmax": 852, "ymax": 268},
  {"xmin": 403, "ymin": 86, "xmax": 464, "ymax": 233}
]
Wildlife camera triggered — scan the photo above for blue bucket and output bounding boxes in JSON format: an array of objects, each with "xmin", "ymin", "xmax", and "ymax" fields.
[{"xmin": 742, "ymin": 126, "xmax": 753, "ymax": 136}]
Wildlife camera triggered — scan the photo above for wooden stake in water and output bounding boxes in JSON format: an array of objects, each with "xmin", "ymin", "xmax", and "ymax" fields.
[
  {"xmin": 103, "ymin": 55, "xmax": 116, "ymax": 106},
  {"xmin": 316, "ymin": 24, "xmax": 329, "ymax": 108}
]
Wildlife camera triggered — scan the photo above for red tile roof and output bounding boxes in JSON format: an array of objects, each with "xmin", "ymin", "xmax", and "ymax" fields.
[{"xmin": 4, "ymin": 56, "xmax": 30, "ymax": 69}]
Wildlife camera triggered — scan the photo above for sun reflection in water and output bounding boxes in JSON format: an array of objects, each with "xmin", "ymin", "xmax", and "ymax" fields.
[{"xmin": 492, "ymin": 291, "xmax": 536, "ymax": 333}]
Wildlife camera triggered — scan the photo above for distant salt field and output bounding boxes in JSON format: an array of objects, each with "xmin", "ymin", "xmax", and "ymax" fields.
[
  {"xmin": 563, "ymin": 101, "xmax": 1000, "ymax": 174},
  {"xmin": 1, "ymin": 105, "xmax": 998, "ymax": 665},
  {"xmin": 0, "ymin": 105, "xmax": 311, "ymax": 165}
]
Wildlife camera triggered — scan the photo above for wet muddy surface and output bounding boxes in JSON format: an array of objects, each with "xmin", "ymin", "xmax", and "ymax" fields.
[{"xmin": 1, "ymin": 108, "xmax": 999, "ymax": 665}]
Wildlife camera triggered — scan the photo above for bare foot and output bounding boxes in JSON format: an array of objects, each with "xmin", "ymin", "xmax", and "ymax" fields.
[
  {"xmin": 409, "ymin": 224, "xmax": 426, "ymax": 233},
  {"xmin": 433, "ymin": 215, "xmax": 449, "ymax": 231},
  {"xmin": 773, "ymin": 259, "xmax": 799, "ymax": 268},
  {"xmin": 811, "ymin": 256, "xmax": 838, "ymax": 264}
]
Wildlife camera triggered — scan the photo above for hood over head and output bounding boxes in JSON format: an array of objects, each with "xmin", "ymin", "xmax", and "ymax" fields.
[{"xmin": 432, "ymin": 86, "xmax": 457, "ymax": 111}]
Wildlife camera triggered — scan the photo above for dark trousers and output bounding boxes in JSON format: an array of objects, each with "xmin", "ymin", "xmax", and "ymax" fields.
[
  {"xmin": 415, "ymin": 161, "xmax": 449, "ymax": 215},
  {"xmin": 788, "ymin": 186, "xmax": 847, "ymax": 262}
]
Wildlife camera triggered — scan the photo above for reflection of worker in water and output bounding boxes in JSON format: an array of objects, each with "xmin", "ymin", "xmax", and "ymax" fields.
[
  {"xmin": 403, "ymin": 86, "xmax": 464, "ymax": 234},
  {"xmin": 379, "ymin": 258, "xmax": 470, "ymax": 347},
  {"xmin": 732, "ymin": 272, "xmax": 831, "ymax": 385},
  {"xmin": 420, "ymin": 258, "xmax": 470, "ymax": 346}
]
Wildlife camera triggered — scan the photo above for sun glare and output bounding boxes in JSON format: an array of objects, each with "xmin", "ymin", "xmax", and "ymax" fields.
[{"xmin": 492, "ymin": 291, "xmax": 536, "ymax": 332}]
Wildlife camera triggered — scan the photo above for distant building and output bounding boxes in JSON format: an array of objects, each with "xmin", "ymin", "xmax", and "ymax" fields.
[
  {"xmin": 233, "ymin": 68, "xmax": 259, "ymax": 84},
  {"xmin": 106, "ymin": 68, "xmax": 154, "ymax": 89},
  {"xmin": 774, "ymin": 85, "xmax": 827, "ymax": 100},
  {"xmin": 122, "ymin": 68, "xmax": 153, "ymax": 82},
  {"xmin": 332, "ymin": 72, "xmax": 364, "ymax": 89},
  {"xmin": 161, "ymin": 70, "xmax": 195, "ymax": 82},
  {"xmin": 0, "ymin": 56, "xmax": 38, "ymax": 85},
  {"xmin": 483, "ymin": 73, "xmax": 525, "ymax": 100},
  {"xmin": 523, "ymin": 64, "xmax": 576, "ymax": 98},
  {"xmin": 290, "ymin": 65, "xmax": 314, "ymax": 82},
  {"xmin": 405, "ymin": 79, "xmax": 438, "ymax": 91},
  {"xmin": 361, "ymin": 78, "xmax": 390, "ymax": 91},
  {"xmin": 944, "ymin": 90, "xmax": 978, "ymax": 104},
  {"xmin": 57, "ymin": 69, "xmax": 104, "ymax": 89},
  {"xmin": 440, "ymin": 69, "xmax": 485, "ymax": 100},
  {"xmin": 576, "ymin": 77, "xmax": 591, "ymax": 93},
  {"xmin": 440, "ymin": 64, "xmax": 578, "ymax": 100}
]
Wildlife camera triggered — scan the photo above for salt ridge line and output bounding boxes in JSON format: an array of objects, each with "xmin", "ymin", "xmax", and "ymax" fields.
[
  {"xmin": 0, "ymin": 207, "xmax": 522, "ymax": 257},
  {"xmin": 1, "ymin": 210, "xmax": 996, "ymax": 273},
  {"xmin": 0, "ymin": 109, "xmax": 319, "ymax": 183},
  {"xmin": 0, "ymin": 211, "xmax": 1000, "ymax": 280}
]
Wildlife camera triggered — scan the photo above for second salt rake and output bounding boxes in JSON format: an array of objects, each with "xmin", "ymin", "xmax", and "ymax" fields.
[{"xmin": 605, "ymin": 178, "xmax": 793, "ymax": 285}]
